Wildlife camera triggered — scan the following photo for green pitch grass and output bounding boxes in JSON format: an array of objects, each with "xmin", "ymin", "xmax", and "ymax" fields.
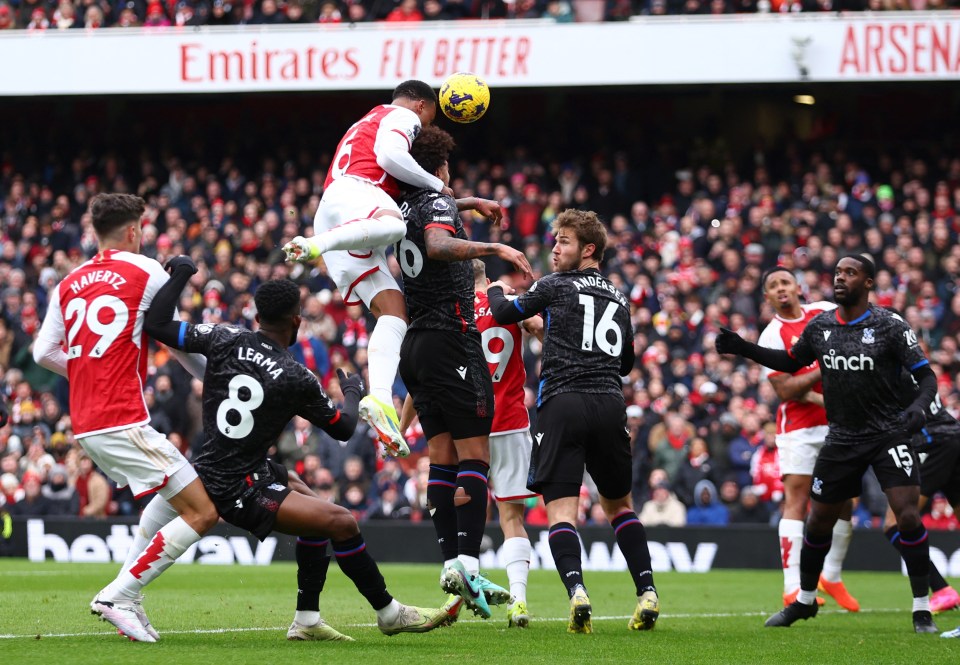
[{"xmin": 1, "ymin": 560, "xmax": 957, "ymax": 664}]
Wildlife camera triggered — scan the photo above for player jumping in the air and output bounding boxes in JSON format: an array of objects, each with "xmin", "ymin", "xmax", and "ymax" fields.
[{"xmin": 283, "ymin": 80, "xmax": 502, "ymax": 460}]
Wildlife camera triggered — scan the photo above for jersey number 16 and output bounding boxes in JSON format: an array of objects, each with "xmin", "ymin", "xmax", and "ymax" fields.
[{"xmin": 578, "ymin": 295, "xmax": 622, "ymax": 357}]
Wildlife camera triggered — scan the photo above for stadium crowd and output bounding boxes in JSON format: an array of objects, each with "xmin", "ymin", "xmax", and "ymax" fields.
[
  {"xmin": 0, "ymin": 0, "xmax": 955, "ymax": 31},
  {"xmin": 1, "ymin": 134, "xmax": 959, "ymax": 532}
]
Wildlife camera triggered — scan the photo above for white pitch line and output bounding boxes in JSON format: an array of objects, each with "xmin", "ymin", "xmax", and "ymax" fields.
[{"xmin": 0, "ymin": 607, "xmax": 910, "ymax": 640}]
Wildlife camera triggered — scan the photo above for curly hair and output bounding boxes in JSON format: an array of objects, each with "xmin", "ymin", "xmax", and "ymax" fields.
[
  {"xmin": 552, "ymin": 209, "xmax": 608, "ymax": 261},
  {"xmin": 90, "ymin": 193, "xmax": 145, "ymax": 239},
  {"xmin": 393, "ymin": 79, "xmax": 437, "ymax": 104},
  {"xmin": 410, "ymin": 125, "xmax": 455, "ymax": 176},
  {"xmin": 254, "ymin": 279, "xmax": 301, "ymax": 323}
]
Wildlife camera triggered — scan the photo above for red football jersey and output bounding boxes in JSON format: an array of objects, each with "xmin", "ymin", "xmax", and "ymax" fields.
[
  {"xmin": 757, "ymin": 301, "xmax": 835, "ymax": 440},
  {"xmin": 38, "ymin": 250, "xmax": 169, "ymax": 437},
  {"xmin": 475, "ymin": 292, "xmax": 529, "ymax": 435},
  {"xmin": 324, "ymin": 104, "xmax": 421, "ymax": 200}
]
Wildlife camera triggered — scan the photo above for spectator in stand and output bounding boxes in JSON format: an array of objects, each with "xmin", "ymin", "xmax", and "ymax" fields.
[
  {"xmin": 922, "ymin": 494, "xmax": 959, "ymax": 532},
  {"xmin": 638, "ymin": 479, "xmax": 687, "ymax": 527},
  {"xmin": 729, "ymin": 487, "xmax": 771, "ymax": 525},
  {"xmin": 672, "ymin": 437, "xmax": 720, "ymax": 508},
  {"xmin": 384, "ymin": 0, "xmax": 422, "ymax": 20},
  {"xmin": 686, "ymin": 479, "xmax": 729, "ymax": 526},
  {"xmin": 42, "ymin": 463, "xmax": 79, "ymax": 515},
  {"xmin": 276, "ymin": 416, "xmax": 322, "ymax": 475},
  {"xmin": 76, "ymin": 453, "xmax": 111, "ymax": 518},
  {"xmin": 367, "ymin": 478, "xmax": 412, "ymax": 520},
  {"xmin": 749, "ymin": 424, "xmax": 783, "ymax": 507},
  {"xmin": 7, "ymin": 473, "xmax": 51, "ymax": 515}
]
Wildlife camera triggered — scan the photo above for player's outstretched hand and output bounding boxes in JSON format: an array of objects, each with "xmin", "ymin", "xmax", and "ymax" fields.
[
  {"xmin": 902, "ymin": 404, "xmax": 926, "ymax": 435},
  {"xmin": 487, "ymin": 280, "xmax": 515, "ymax": 295},
  {"xmin": 496, "ymin": 244, "xmax": 534, "ymax": 279},
  {"xmin": 474, "ymin": 198, "xmax": 504, "ymax": 227},
  {"xmin": 0, "ymin": 397, "xmax": 8, "ymax": 429},
  {"xmin": 337, "ymin": 368, "xmax": 365, "ymax": 396},
  {"xmin": 164, "ymin": 255, "xmax": 198, "ymax": 275},
  {"xmin": 715, "ymin": 327, "xmax": 747, "ymax": 356}
]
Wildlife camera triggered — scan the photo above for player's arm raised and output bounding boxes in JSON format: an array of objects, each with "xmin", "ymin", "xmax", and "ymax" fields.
[
  {"xmin": 374, "ymin": 112, "xmax": 446, "ymax": 193},
  {"xmin": 143, "ymin": 256, "xmax": 198, "ymax": 349},
  {"xmin": 486, "ymin": 275, "xmax": 554, "ymax": 325},
  {"xmin": 456, "ymin": 196, "xmax": 503, "ymax": 226},
  {"xmin": 715, "ymin": 327, "xmax": 809, "ymax": 373},
  {"xmin": 423, "ymin": 226, "xmax": 532, "ymax": 278}
]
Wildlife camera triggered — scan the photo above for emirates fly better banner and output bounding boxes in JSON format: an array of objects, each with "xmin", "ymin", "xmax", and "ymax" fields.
[{"xmin": 1, "ymin": 13, "xmax": 960, "ymax": 95}]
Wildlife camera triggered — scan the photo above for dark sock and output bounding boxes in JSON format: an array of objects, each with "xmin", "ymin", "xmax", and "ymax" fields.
[
  {"xmin": 549, "ymin": 522, "xmax": 584, "ymax": 597},
  {"xmin": 456, "ymin": 460, "xmax": 490, "ymax": 560},
  {"xmin": 611, "ymin": 510, "xmax": 655, "ymax": 595},
  {"xmin": 885, "ymin": 525, "xmax": 947, "ymax": 592},
  {"xmin": 799, "ymin": 531, "xmax": 832, "ymax": 593},
  {"xmin": 427, "ymin": 464, "xmax": 459, "ymax": 561},
  {"xmin": 899, "ymin": 526, "xmax": 931, "ymax": 598},
  {"xmin": 332, "ymin": 534, "xmax": 392, "ymax": 611},
  {"xmin": 295, "ymin": 538, "xmax": 330, "ymax": 612}
]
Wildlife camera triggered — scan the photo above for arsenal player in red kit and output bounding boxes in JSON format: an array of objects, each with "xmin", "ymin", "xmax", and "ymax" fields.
[
  {"xmin": 34, "ymin": 193, "xmax": 219, "ymax": 643},
  {"xmin": 757, "ymin": 267, "xmax": 859, "ymax": 612},
  {"xmin": 473, "ymin": 259, "xmax": 542, "ymax": 628}
]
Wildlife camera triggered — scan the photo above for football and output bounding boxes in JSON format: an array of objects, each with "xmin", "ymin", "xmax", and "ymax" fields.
[{"xmin": 439, "ymin": 72, "xmax": 490, "ymax": 124}]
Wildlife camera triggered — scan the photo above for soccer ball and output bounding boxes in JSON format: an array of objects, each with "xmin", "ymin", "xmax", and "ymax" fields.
[{"xmin": 439, "ymin": 72, "xmax": 490, "ymax": 124}]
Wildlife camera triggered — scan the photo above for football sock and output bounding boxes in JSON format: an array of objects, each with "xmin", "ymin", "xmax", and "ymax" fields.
[
  {"xmin": 548, "ymin": 522, "xmax": 584, "ymax": 597},
  {"xmin": 296, "ymin": 538, "xmax": 330, "ymax": 613},
  {"xmin": 611, "ymin": 510, "xmax": 656, "ymax": 595},
  {"xmin": 332, "ymin": 534, "xmax": 393, "ymax": 611},
  {"xmin": 913, "ymin": 596, "xmax": 931, "ymax": 612},
  {"xmin": 822, "ymin": 518, "xmax": 852, "ymax": 583},
  {"xmin": 455, "ymin": 460, "xmax": 490, "ymax": 561},
  {"xmin": 375, "ymin": 599, "xmax": 402, "ymax": 625},
  {"xmin": 798, "ymin": 531, "xmax": 832, "ymax": 602},
  {"xmin": 458, "ymin": 555, "xmax": 480, "ymax": 576},
  {"xmin": 885, "ymin": 526, "xmax": 948, "ymax": 592},
  {"xmin": 502, "ymin": 536, "xmax": 532, "ymax": 603},
  {"xmin": 427, "ymin": 464, "xmax": 459, "ymax": 562},
  {"xmin": 367, "ymin": 315, "xmax": 407, "ymax": 405},
  {"xmin": 898, "ymin": 526, "xmax": 931, "ymax": 598},
  {"xmin": 120, "ymin": 495, "xmax": 178, "ymax": 576},
  {"xmin": 778, "ymin": 518, "xmax": 804, "ymax": 593},
  {"xmin": 106, "ymin": 517, "xmax": 201, "ymax": 601},
  {"xmin": 311, "ymin": 215, "xmax": 406, "ymax": 255}
]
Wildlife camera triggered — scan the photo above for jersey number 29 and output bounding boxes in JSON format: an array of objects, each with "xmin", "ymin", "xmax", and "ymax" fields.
[{"xmin": 64, "ymin": 295, "xmax": 129, "ymax": 359}]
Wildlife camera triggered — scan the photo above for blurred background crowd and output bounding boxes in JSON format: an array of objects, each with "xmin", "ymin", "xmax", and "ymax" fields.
[
  {"xmin": 0, "ymin": 0, "xmax": 958, "ymax": 31},
  {"xmin": 1, "ymin": 108, "xmax": 960, "ymax": 532}
]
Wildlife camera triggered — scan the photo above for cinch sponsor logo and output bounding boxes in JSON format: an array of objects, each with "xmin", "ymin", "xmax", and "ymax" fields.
[
  {"xmin": 822, "ymin": 349, "xmax": 875, "ymax": 371},
  {"xmin": 26, "ymin": 520, "xmax": 276, "ymax": 565}
]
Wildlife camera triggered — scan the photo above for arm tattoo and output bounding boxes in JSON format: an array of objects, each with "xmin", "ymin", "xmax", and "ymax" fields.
[{"xmin": 424, "ymin": 227, "xmax": 496, "ymax": 262}]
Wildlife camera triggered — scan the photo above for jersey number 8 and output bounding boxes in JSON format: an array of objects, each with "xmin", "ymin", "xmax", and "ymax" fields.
[{"xmin": 217, "ymin": 374, "xmax": 264, "ymax": 439}]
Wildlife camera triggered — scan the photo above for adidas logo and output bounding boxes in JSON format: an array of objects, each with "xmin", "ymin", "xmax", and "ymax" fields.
[{"xmin": 456, "ymin": 366, "xmax": 467, "ymax": 380}]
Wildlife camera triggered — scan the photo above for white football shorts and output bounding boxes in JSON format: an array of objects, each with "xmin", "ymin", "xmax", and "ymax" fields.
[
  {"xmin": 79, "ymin": 424, "xmax": 197, "ymax": 500},
  {"xmin": 314, "ymin": 177, "xmax": 404, "ymax": 307},
  {"xmin": 489, "ymin": 429, "xmax": 538, "ymax": 503},
  {"xmin": 775, "ymin": 425, "xmax": 829, "ymax": 476}
]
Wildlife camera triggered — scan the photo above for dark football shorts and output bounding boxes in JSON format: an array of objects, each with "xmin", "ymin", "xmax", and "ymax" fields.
[
  {"xmin": 914, "ymin": 422, "xmax": 960, "ymax": 504},
  {"xmin": 530, "ymin": 392, "xmax": 631, "ymax": 503},
  {"xmin": 399, "ymin": 329, "xmax": 493, "ymax": 441},
  {"xmin": 810, "ymin": 436, "xmax": 919, "ymax": 504},
  {"xmin": 210, "ymin": 459, "xmax": 291, "ymax": 541}
]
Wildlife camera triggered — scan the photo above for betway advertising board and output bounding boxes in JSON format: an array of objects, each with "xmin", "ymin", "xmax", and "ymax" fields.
[
  {"xmin": 6, "ymin": 517, "xmax": 960, "ymax": 576},
  {"xmin": 1, "ymin": 14, "xmax": 960, "ymax": 96}
]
